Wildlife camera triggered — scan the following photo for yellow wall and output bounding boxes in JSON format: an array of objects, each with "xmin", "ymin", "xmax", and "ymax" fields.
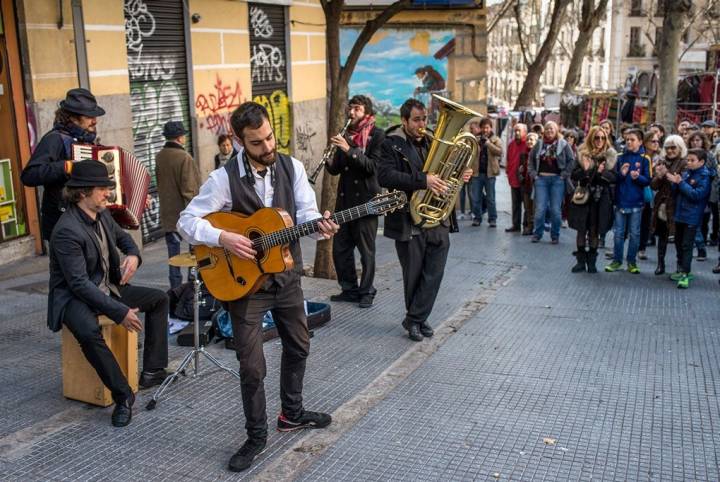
[
  {"xmin": 82, "ymin": 0, "xmax": 129, "ymax": 96},
  {"xmin": 289, "ymin": 0, "xmax": 326, "ymax": 102}
]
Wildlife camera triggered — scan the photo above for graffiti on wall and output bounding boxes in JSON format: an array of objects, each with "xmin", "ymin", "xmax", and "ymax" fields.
[
  {"xmin": 252, "ymin": 90, "xmax": 290, "ymax": 154},
  {"xmin": 341, "ymin": 28, "xmax": 453, "ymax": 127},
  {"xmin": 249, "ymin": 6, "xmax": 273, "ymax": 38},
  {"xmin": 249, "ymin": 4, "xmax": 286, "ymax": 84},
  {"xmin": 124, "ymin": 0, "xmax": 192, "ymax": 240},
  {"xmin": 195, "ymin": 75, "xmax": 244, "ymax": 135},
  {"xmin": 295, "ymin": 122, "xmax": 317, "ymax": 157}
]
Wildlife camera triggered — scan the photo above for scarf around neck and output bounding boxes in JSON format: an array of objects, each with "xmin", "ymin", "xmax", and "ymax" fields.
[
  {"xmin": 54, "ymin": 121, "xmax": 97, "ymax": 144},
  {"xmin": 349, "ymin": 115, "xmax": 375, "ymax": 150}
]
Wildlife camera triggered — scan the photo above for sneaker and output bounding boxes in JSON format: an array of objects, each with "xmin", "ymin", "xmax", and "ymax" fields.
[
  {"xmin": 713, "ymin": 263, "xmax": 720, "ymax": 274},
  {"xmin": 669, "ymin": 272, "xmax": 694, "ymax": 281},
  {"xmin": 471, "ymin": 219, "xmax": 481, "ymax": 226},
  {"xmin": 638, "ymin": 250, "xmax": 647, "ymax": 260},
  {"xmin": 677, "ymin": 274, "xmax": 690, "ymax": 289},
  {"xmin": 697, "ymin": 249, "xmax": 707, "ymax": 261},
  {"xmin": 277, "ymin": 410, "xmax": 332, "ymax": 432},
  {"xmin": 458, "ymin": 213, "xmax": 466, "ymax": 220},
  {"xmin": 531, "ymin": 235, "xmax": 540, "ymax": 243},
  {"xmin": 627, "ymin": 263, "xmax": 640, "ymax": 274},
  {"xmin": 605, "ymin": 261, "xmax": 623, "ymax": 272},
  {"xmin": 228, "ymin": 438, "xmax": 267, "ymax": 472},
  {"xmin": 488, "ymin": 221, "xmax": 497, "ymax": 228},
  {"xmin": 551, "ymin": 238, "xmax": 559, "ymax": 245}
]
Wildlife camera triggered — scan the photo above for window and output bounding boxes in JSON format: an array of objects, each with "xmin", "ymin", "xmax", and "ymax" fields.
[
  {"xmin": 598, "ymin": 28, "xmax": 606, "ymax": 57},
  {"xmin": 587, "ymin": 64, "xmax": 593, "ymax": 86},
  {"xmin": 653, "ymin": 27, "xmax": 662, "ymax": 56},
  {"xmin": 628, "ymin": 27, "xmax": 645, "ymax": 57},
  {"xmin": 630, "ymin": 0, "xmax": 643, "ymax": 16}
]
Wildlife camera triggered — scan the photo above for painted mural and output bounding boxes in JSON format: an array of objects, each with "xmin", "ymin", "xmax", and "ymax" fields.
[{"xmin": 341, "ymin": 28, "xmax": 454, "ymax": 127}]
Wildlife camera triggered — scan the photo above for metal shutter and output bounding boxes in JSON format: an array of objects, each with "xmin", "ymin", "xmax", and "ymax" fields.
[
  {"xmin": 124, "ymin": 0, "xmax": 193, "ymax": 242},
  {"xmin": 248, "ymin": 3, "xmax": 291, "ymax": 154}
]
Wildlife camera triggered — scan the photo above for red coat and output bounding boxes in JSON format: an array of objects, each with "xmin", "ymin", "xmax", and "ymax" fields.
[{"xmin": 506, "ymin": 138, "xmax": 529, "ymax": 188}]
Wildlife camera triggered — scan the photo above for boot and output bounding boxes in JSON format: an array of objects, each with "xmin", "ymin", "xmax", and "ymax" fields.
[
  {"xmin": 655, "ymin": 240, "xmax": 666, "ymax": 276},
  {"xmin": 586, "ymin": 248, "xmax": 598, "ymax": 273},
  {"xmin": 571, "ymin": 250, "xmax": 587, "ymax": 273}
]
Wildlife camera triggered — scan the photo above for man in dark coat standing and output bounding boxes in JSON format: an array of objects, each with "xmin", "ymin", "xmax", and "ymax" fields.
[
  {"xmin": 49, "ymin": 160, "xmax": 169, "ymax": 427},
  {"xmin": 155, "ymin": 121, "xmax": 200, "ymax": 288},
  {"xmin": 325, "ymin": 95, "xmax": 384, "ymax": 308},
  {"xmin": 21, "ymin": 88, "xmax": 105, "ymax": 243},
  {"xmin": 377, "ymin": 98, "xmax": 472, "ymax": 342}
]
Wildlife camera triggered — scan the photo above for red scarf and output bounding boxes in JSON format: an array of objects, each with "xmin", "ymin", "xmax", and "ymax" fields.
[{"xmin": 349, "ymin": 115, "xmax": 376, "ymax": 150}]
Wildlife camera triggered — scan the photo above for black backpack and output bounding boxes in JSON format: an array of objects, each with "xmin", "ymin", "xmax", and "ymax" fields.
[{"xmin": 167, "ymin": 280, "xmax": 221, "ymax": 321}]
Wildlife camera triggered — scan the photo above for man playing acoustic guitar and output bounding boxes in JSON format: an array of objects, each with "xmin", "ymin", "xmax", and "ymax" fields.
[{"xmin": 177, "ymin": 102, "xmax": 339, "ymax": 473}]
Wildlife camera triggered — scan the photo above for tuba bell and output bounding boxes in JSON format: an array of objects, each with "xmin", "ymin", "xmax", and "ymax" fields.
[{"xmin": 410, "ymin": 94, "xmax": 481, "ymax": 228}]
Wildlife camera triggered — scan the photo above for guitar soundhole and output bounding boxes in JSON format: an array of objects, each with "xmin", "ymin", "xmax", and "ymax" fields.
[{"xmin": 247, "ymin": 229, "xmax": 265, "ymax": 261}]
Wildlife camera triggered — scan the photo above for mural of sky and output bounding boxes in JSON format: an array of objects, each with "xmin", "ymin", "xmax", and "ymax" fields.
[{"xmin": 340, "ymin": 28, "xmax": 454, "ymax": 114}]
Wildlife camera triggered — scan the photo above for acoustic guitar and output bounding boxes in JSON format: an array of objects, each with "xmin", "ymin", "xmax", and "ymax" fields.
[{"xmin": 194, "ymin": 191, "xmax": 406, "ymax": 301}]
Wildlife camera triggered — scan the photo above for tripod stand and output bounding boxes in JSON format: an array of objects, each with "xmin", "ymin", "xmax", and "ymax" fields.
[{"xmin": 146, "ymin": 260, "xmax": 240, "ymax": 410}]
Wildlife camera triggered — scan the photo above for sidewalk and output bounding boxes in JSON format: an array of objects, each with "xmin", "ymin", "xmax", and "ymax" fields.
[{"xmin": 2, "ymin": 176, "xmax": 720, "ymax": 481}]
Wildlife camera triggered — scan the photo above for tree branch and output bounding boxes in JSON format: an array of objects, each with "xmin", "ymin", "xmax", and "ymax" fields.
[
  {"xmin": 488, "ymin": 0, "xmax": 516, "ymax": 34},
  {"xmin": 340, "ymin": 0, "xmax": 412, "ymax": 86},
  {"xmin": 514, "ymin": 2, "xmax": 532, "ymax": 69}
]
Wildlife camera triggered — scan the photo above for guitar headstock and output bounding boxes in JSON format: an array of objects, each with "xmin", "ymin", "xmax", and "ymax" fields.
[{"xmin": 367, "ymin": 191, "xmax": 407, "ymax": 215}]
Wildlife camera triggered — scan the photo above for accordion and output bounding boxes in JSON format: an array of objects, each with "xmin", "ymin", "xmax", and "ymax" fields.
[{"xmin": 71, "ymin": 144, "xmax": 151, "ymax": 230}]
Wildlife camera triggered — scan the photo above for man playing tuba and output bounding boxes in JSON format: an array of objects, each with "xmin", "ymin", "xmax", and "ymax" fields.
[{"xmin": 377, "ymin": 98, "xmax": 472, "ymax": 342}]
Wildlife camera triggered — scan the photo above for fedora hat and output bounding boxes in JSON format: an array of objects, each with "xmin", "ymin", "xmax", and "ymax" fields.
[
  {"xmin": 59, "ymin": 88, "xmax": 106, "ymax": 117},
  {"xmin": 163, "ymin": 120, "xmax": 188, "ymax": 138},
  {"xmin": 65, "ymin": 160, "xmax": 115, "ymax": 188}
]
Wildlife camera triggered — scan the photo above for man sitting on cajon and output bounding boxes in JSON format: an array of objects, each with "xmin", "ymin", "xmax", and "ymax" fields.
[{"xmin": 48, "ymin": 160, "xmax": 169, "ymax": 427}]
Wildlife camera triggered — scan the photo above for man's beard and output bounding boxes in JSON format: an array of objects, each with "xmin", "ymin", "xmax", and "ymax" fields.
[{"xmin": 246, "ymin": 148, "xmax": 276, "ymax": 167}]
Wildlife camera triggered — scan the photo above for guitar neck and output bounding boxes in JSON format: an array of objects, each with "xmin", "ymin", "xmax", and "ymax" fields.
[{"xmin": 255, "ymin": 204, "xmax": 371, "ymax": 249}]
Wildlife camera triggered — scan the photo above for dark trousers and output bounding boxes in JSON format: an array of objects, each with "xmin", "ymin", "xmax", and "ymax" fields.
[
  {"xmin": 639, "ymin": 203, "xmax": 653, "ymax": 251},
  {"xmin": 228, "ymin": 279, "xmax": 309, "ymax": 440},
  {"xmin": 655, "ymin": 219, "xmax": 670, "ymax": 261},
  {"xmin": 332, "ymin": 216, "xmax": 378, "ymax": 297},
  {"xmin": 510, "ymin": 187, "xmax": 522, "ymax": 229},
  {"xmin": 675, "ymin": 222, "xmax": 698, "ymax": 274},
  {"xmin": 522, "ymin": 187, "xmax": 534, "ymax": 232},
  {"xmin": 165, "ymin": 232, "xmax": 182, "ymax": 289},
  {"xmin": 394, "ymin": 226, "xmax": 450, "ymax": 325},
  {"xmin": 710, "ymin": 201, "xmax": 719, "ymax": 242},
  {"xmin": 62, "ymin": 284, "xmax": 169, "ymax": 404}
]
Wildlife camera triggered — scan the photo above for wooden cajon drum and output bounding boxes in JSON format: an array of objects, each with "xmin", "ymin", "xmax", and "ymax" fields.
[{"xmin": 61, "ymin": 315, "xmax": 138, "ymax": 407}]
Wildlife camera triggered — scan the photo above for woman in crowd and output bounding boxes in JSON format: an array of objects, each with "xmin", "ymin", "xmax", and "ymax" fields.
[
  {"xmin": 599, "ymin": 120, "xmax": 618, "ymax": 152},
  {"xmin": 528, "ymin": 121, "xmax": 575, "ymax": 244},
  {"xmin": 518, "ymin": 132, "xmax": 538, "ymax": 235},
  {"xmin": 650, "ymin": 135, "xmax": 687, "ymax": 275},
  {"xmin": 638, "ymin": 131, "xmax": 661, "ymax": 260},
  {"xmin": 568, "ymin": 125, "xmax": 617, "ymax": 273}
]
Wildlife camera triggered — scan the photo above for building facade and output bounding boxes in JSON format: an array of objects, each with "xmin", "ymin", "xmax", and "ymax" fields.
[{"xmin": 0, "ymin": 0, "xmax": 328, "ymax": 261}]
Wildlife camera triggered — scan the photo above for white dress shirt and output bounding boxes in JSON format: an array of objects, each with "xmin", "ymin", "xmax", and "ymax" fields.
[{"xmin": 177, "ymin": 150, "xmax": 322, "ymax": 246}]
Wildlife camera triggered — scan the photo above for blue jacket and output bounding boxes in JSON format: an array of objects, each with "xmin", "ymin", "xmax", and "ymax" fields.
[
  {"xmin": 673, "ymin": 165, "xmax": 711, "ymax": 226},
  {"xmin": 615, "ymin": 148, "xmax": 650, "ymax": 209}
]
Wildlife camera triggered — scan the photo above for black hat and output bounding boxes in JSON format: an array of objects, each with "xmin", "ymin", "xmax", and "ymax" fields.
[
  {"xmin": 65, "ymin": 160, "xmax": 115, "ymax": 188},
  {"xmin": 59, "ymin": 88, "xmax": 106, "ymax": 117},
  {"xmin": 163, "ymin": 120, "xmax": 188, "ymax": 138}
]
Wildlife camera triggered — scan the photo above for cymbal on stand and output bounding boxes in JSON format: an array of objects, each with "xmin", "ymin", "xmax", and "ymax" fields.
[{"xmin": 168, "ymin": 253, "xmax": 197, "ymax": 267}]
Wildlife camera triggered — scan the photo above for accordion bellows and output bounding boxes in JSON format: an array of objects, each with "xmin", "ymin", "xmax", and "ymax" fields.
[{"xmin": 72, "ymin": 144, "xmax": 151, "ymax": 230}]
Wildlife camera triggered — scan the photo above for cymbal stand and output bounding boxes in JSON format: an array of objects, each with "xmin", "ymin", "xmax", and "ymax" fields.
[{"xmin": 146, "ymin": 267, "xmax": 240, "ymax": 410}]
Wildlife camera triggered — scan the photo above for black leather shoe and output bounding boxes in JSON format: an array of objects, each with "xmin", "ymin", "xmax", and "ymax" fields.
[
  {"xmin": 329, "ymin": 291, "xmax": 360, "ymax": 302},
  {"xmin": 401, "ymin": 320, "xmax": 423, "ymax": 342},
  {"xmin": 228, "ymin": 438, "xmax": 267, "ymax": 472},
  {"xmin": 419, "ymin": 322, "xmax": 434, "ymax": 338},
  {"xmin": 139, "ymin": 369, "xmax": 169, "ymax": 389},
  {"xmin": 358, "ymin": 295, "xmax": 374, "ymax": 308},
  {"xmin": 111, "ymin": 393, "xmax": 135, "ymax": 427}
]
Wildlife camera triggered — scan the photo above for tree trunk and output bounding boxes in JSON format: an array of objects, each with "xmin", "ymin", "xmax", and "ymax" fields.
[
  {"xmin": 513, "ymin": 0, "xmax": 572, "ymax": 109},
  {"xmin": 313, "ymin": 0, "xmax": 411, "ymax": 279},
  {"xmin": 563, "ymin": 0, "xmax": 609, "ymax": 94},
  {"xmin": 656, "ymin": 0, "xmax": 692, "ymax": 129}
]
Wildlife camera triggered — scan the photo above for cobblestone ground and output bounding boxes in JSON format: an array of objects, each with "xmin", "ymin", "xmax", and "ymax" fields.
[{"xmin": 1, "ymin": 177, "xmax": 719, "ymax": 481}]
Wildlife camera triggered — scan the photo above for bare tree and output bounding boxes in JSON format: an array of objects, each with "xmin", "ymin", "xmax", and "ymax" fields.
[
  {"xmin": 641, "ymin": 0, "xmax": 718, "ymax": 58},
  {"xmin": 513, "ymin": 0, "xmax": 573, "ymax": 109},
  {"xmin": 563, "ymin": 0, "xmax": 609, "ymax": 94},
  {"xmin": 487, "ymin": 0, "xmax": 516, "ymax": 34},
  {"xmin": 314, "ymin": 0, "xmax": 411, "ymax": 279},
  {"xmin": 656, "ymin": 0, "xmax": 693, "ymax": 129}
]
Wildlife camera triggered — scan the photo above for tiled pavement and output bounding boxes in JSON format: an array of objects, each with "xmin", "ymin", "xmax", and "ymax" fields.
[{"xmin": 1, "ymin": 177, "xmax": 719, "ymax": 481}]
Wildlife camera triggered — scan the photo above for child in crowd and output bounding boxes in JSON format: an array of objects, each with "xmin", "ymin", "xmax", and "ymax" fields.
[
  {"xmin": 606, "ymin": 128, "xmax": 650, "ymax": 274},
  {"xmin": 668, "ymin": 148, "xmax": 711, "ymax": 289}
]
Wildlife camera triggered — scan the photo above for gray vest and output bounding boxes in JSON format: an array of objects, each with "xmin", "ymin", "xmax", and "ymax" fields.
[{"xmin": 224, "ymin": 153, "xmax": 303, "ymax": 288}]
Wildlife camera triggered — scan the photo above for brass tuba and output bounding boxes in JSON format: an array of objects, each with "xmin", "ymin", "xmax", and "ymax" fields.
[{"xmin": 410, "ymin": 94, "xmax": 481, "ymax": 228}]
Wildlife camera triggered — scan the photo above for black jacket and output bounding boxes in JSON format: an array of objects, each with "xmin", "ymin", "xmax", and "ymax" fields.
[
  {"xmin": 47, "ymin": 204, "xmax": 142, "ymax": 332},
  {"xmin": 20, "ymin": 129, "xmax": 73, "ymax": 240},
  {"xmin": 214, "ymin": 148, "xmax": 239, "ymax": 169},
  {"xmin": 377, "ymin": 125, "xmax": 431, "ymax": 241},
  {"xmin": 326, "ymin": 126, "xmax": 384, "ymax": 210}
]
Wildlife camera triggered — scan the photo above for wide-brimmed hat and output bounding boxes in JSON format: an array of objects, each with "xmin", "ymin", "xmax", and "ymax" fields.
[
  {"xmin": 59, "ymin": 88, "xmax": 106, "ymax": 117},
  {"xmin": 163, "ymin": 120, "xmax": 188, "ymax": 138},
  {"xmin": 65, "ymin": 160, "xmax": 115, "ymax": 188}
]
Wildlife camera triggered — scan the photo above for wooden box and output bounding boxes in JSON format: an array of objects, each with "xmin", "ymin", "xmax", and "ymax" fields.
[{"xmin": 61, "ymin": 315, "xmax": 138, "ymax": 407}]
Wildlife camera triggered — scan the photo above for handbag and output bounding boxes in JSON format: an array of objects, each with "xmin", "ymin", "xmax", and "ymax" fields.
[
  {"xmin": 571, "ymin": 185, "xmax": 590, "ymax": 205},
  {"xmin": 643, "ymin": 185, "xmax": 654, "ymax": 204}
]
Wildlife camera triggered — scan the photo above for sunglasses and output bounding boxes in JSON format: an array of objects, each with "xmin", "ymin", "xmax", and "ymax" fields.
[
  {"xmin": 649, "ymin": 140, "xmax": 659, "ymax": 144},
  {"xmin": 665, "ymin": 145, "xmax": 678, "ymax": 150},
  {"xmin": 594, "ymin": 136, "xmax": 606, "ymax": 140}
]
